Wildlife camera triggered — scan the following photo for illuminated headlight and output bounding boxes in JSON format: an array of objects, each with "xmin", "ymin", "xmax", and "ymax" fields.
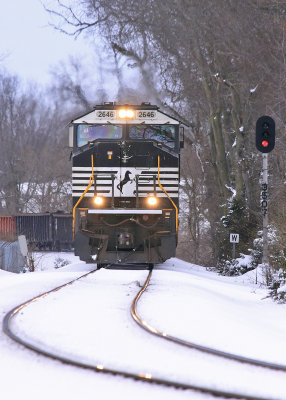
[
  {"xmin": 118, "ymin": 109, "xmax": 126, "ymax": 118},
  {"xmin": 94, "ymin": 195, "xmax": 103, "ymax": 205},
  {"xmin": 126, "ymin": 109, "xmax": 135, "ymax": 118},
  {"xmin": 118, "ymin": 109, "xmax": 135, "ymax": 119},
  {"xmin": 147, "ymin": 196, "xmax": 157, "ymax": 206}
]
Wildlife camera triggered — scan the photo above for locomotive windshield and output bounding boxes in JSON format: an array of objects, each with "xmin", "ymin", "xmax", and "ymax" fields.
[
  {"xmin": 129, "ymin": 124, "xmax": 176, "ymax": 149},
  {"xmin": 77, "ymin": 124, "xmax": 122, "ymax": 147}
]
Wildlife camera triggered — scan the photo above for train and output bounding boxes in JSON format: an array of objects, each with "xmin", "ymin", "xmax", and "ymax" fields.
[
  {"xmin": 70, "ymin": 102, "xmax": 185, "ymax": 267},
  {"xmin": 0, "ymin": 213, "xmax": 73, "ymax": 251}
]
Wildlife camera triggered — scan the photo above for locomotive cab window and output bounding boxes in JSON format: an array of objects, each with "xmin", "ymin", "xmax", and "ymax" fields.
[
  {"xmin": 77, "ymin": 124, "xmax": 122, "ymax": 147},
  {"xmin": 128, "ymin": 125, "xmax": 176, "ymax": 149}
]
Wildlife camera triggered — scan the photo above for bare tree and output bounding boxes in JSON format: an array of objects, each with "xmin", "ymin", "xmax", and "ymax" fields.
[
  {"xmin": 0, "ymin": 69, "xmax": 72, "ymax": 214},
  {"xmin": 44, "ymin": 0, "xmax": 286, "ymax": 267}
]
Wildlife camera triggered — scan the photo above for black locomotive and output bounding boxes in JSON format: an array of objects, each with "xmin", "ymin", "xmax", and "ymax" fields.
[{"xmin": 69, "ymin": 103, "xmax": 184, "ymax": 267}]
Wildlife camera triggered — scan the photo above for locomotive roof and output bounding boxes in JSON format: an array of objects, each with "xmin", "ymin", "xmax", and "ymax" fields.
[{"xmin": 70, "ymin": 103, "xmax": 184, "ymax": 125}]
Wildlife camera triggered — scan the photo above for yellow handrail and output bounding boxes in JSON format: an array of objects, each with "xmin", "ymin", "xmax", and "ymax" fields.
[
  {"xmin": 72, "ymin": 155, "xmax": 94, "ymax": 240},
  {"xmin": 157, "ymin": 156, "xmax": 178, "ymax": 232}
]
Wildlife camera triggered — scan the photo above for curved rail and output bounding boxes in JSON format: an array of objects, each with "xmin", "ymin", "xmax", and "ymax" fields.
[
  {"xmin": 1, "ymin": 268, "xmax": 277, "ymax": 400},
  {"xmin": 131, "ymin": 269, "xmax": 286, "ymax": 400},
  {"xmin": 131, "ymin": 269, "xmax": 286, "ymax": 372}
]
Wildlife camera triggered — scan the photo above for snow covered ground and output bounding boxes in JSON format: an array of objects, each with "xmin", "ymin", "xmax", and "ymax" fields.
[{"xmin": 1, "ymin": 253, "xmax": 286, "ymax": 399}]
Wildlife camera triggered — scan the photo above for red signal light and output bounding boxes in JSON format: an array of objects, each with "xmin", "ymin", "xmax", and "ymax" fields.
[{"xmin": 262, "ymin": 140, "xmax": 269, "ymax": 147}]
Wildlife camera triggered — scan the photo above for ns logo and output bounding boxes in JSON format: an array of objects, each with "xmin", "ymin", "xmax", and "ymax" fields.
[{"xmin": 117, "ymin": 171, "xmax": 133, "ymax": 194}]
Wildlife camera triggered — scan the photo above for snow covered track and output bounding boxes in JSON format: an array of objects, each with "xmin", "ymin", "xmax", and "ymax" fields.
[
  {"xmin": 2, "ymin": 264, "xmax": 285, "ymax": 400},
  {"xmin": 2, "ymin": 267, "xmax": 253, "ymax": 400},
  {"xmin": 132, "ymin": 269, "xmax": 286, "ymax": 373},
  {"xmin": 1, "ymin": 267, "xmax": 254, "ymax": 400},
  {"xmin": 132, "ymin": 268, "xmax": 286, "ymax": 400},
  {"xmin": 2, "ymin": 269, "xmax": 98, "ymax": 357}
]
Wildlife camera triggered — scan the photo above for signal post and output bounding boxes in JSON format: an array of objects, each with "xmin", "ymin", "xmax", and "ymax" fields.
[
  {"xmin": 255, "ymin": 116, "xmax": 275, "ymax": 279},
  {"xmin": 261, "ymin": 154, "xmax": 268, "ymax": 265}
]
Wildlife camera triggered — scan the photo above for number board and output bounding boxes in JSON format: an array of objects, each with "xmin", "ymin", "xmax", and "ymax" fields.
[
  {"xmin": 136, "ymin": 110, "xmax": 157, "ymax": 120},
  {"xmin": 95, "ymin": 110, "xmax": 116, "ymax": 119},
  {"xmin": 95, "ymin": 110, "xmax": 157, "ymax": 120}
]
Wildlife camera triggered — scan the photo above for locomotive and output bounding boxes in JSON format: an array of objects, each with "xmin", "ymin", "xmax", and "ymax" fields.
[{"xmin": 69, "ymin": 103, "xmax": 184, "ymax": 267}]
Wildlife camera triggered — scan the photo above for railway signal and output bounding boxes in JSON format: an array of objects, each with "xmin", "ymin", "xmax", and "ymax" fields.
[
  {"xmin": 256, "ymin": 116, "xmax": 275, "ymax": 153},
  {"xmin": 255, "ymin": 116, "xmax": 275, "ymax": 282}
]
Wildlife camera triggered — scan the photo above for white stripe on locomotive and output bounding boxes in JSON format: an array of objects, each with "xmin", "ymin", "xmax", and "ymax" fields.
[{"xmin": 72, "ymin": 166, "xmax": 179, "ymax": 198}]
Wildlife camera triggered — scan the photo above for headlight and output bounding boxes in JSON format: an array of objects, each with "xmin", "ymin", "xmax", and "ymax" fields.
[
  {"xmin": 126, "ymin": 109, "xmax": 135, "ymax": 118},
  {"xmin": 118, "ymin": 109, "xmax": 135, "ymax": 119},
  {"xmin": 147, "ymin": 196, "xmax": 157, "ymax": 206},
  {"xmin": 118, "ymin": 109, "xmax": 126, "ymax": 118},
  {"xmin": 94, "ymin": 195, "xmax": 103, "ymax": 205}
]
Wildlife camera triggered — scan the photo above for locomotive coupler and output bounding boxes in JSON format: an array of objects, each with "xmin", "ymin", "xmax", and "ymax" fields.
[{"xmin": 117, "ymin": 231, "xmax": 134, "ymax": 249}]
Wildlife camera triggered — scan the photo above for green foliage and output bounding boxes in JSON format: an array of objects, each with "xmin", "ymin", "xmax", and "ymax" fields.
[
  {"xmin": 269, "ymin": 269, "xmax": 286, "ymax": 303},
  {"xmin": 217, "ymin": 254, "xmax": 255, "ymax": 276},
  {"xmin": 217, "ymin": 198, "xmax": 258, "ymax": 265},
  {"xmin": 269, "ymin": 239, "xmax": 286, "ymax": 272}
]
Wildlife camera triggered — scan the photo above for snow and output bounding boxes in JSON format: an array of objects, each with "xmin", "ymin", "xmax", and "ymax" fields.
[
  {"xmin": 250, "ymin": 85, "xmax": 258, "ymax": 94},
  {"xmin": 1, "ymin": 253, "xmax": 286, "ymax": 399},
  {"xmin": 236, "ymin": 253, "xmax": 252, "ymax": 267},
  {"xmin": 225, "ymin": 185, "xmax": 237, "ymax": 201},
  {"xmin": 278, "ymin": 285, "xmax": 286, "ymax": 294}
]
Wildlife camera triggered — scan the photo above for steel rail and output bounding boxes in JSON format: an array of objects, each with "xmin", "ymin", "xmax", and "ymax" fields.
[
  {"xmin": 131, "ymin": 270, "xmax": 286, "ymax": 371},
  {"xmin": 1, "ymin": 268, "xmax": 279, "ymax": 400},
  {"xmin": 131, "ymin": 269, "xmax": 285, "ymax": 400}
]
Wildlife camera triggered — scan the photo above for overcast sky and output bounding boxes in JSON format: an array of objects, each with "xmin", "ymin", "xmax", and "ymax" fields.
[{"xmin": 0, "ymin": 0, "xmax": 92, "ymax": 84}]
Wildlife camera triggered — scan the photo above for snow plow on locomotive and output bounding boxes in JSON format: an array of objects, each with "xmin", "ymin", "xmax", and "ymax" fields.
[{"xmin": 70, "ymin": 103, "xmax": 184, "ymax": 267}]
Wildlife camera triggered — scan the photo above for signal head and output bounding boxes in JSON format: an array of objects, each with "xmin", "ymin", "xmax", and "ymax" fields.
[{"xmin": 256, "ymin": 116, "xmax": 275, "ymax": 153}]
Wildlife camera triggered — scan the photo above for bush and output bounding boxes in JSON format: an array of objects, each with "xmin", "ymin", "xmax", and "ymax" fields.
[
  {"xmin": 54, "ymin": 257, "xmax": 71, "ymax": 269},
  {"xmin": 217, "ymin": 253, "xmax": 255, "ymax": 276},
  {"xmin": 216, "ymin": 198, "xmax": 258, "ymax": 267},
  {"xmin": 269, "ymin": 269, "xmax": 286, "ymax": 303}
]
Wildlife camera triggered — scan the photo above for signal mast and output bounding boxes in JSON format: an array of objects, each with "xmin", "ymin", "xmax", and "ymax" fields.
[{"xmin": 255, "ymin": 116, "xmax": 275, "ymax": 281}]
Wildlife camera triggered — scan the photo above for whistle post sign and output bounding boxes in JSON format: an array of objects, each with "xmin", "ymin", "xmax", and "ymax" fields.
[
  {"xmin": 230, "ymin": 233, "xmax": 239, "ymax": 259},
  {"xmin": 230, "ymin": 233, "xmax": 239, "ymax": 243}
]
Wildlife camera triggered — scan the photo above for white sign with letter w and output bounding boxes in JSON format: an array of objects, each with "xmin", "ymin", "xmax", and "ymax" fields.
[{"xmin": 230, "ymin": 234, "xmax": 239, "ymax": 243}]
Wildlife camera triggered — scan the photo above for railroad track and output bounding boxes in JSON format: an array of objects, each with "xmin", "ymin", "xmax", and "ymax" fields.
[
  {"xmin": 132, "ymin": 269, "xmax": 286, "ymax": 372},
  {"xmin": 2, "ymin": 267, "xmax": 284, "ymax": 400}
]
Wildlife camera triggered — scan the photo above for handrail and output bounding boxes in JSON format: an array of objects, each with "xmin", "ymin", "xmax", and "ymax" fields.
[
  {"xmin": 72, "ymin": 155, "xmax": 94, "ymax": 240},
  {"xmin": 157, "ymin": 156, "xmax": 178, "ymax": 232}
]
